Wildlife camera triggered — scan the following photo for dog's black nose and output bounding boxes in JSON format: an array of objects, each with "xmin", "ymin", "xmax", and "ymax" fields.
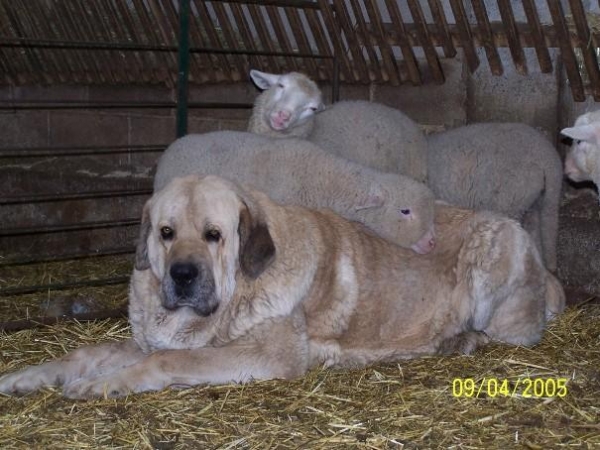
[{"xmin": 170, "ymin": 262, "xmax": 199, "ymax": 286}]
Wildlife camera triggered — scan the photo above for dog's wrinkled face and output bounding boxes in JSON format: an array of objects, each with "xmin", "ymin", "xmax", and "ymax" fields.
[{"xmin": 135, "ymin": 175, "xmax": 275, "ymax": 317}]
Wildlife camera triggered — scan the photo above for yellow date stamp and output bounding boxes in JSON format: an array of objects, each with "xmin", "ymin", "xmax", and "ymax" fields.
[{"xmin": 452, "ymin": 377, "xmax": 568, "ymax": 398}]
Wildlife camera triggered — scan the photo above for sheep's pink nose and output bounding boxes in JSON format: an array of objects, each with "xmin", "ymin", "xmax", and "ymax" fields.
[{"xmin": 277, "ymin": 110, "xmax": 291, "ymax": 121}]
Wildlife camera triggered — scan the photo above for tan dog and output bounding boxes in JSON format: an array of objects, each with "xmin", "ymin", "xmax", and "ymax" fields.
[{"xmin": 0, "ymin": 175, "xmax": 564, "ymax": 398}]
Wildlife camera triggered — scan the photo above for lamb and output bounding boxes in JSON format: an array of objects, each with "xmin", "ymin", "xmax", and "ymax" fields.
[
  {"xmin": 153, "ymin": 130, "xmax": 437, "ymax": 254},
  {"xmin": 248, "ymin": 71, "xmax": 562, "ymax": 271},
  {"xmin": 560, "ymin": 110, "xmax": 600, "ymax": 201},
  {"xmin": 427, "ymin": 123, "xmax": 564, "ymax": 272},
  {"xmin": 248, "ymin": 69, "xmax": 428, "ymax": 182}
]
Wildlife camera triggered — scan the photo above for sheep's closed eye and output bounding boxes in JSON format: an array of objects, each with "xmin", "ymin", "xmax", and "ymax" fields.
[{"xmin": 160, "ymin": 226, "xmax": 174, "ymax": 240}]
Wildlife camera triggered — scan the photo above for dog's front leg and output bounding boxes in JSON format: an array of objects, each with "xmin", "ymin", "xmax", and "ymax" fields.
[
  {"xmin": 64, "ymin": 322, "xmax": 310, "ymax": 398},
  {"xmin": 0, "ymin": 339, "xmax": 144, "ymax": 396}
]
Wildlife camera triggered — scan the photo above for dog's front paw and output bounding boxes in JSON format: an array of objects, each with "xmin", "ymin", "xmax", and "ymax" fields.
[
  {"xmin": 63, "ymin": 376, "xmax": 133, "ymax": 399},
  {"xmin": 0, "ymin": 366, "xmax": 60, "ymax": 396}
]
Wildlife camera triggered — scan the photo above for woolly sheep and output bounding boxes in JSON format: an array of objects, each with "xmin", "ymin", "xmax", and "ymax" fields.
[
  {"xmin": 248, "ymin": 70, "xmax": 562, "ymax": 271},
  {"xmin": 427, "ymin": 123, "xmax": 563, "ymax": 272},
  {"xmin": 248, "ymin": 69, "xmax": 428, "ymax": 182},
  {"xmin": 560, "ymin": 110, "xmax": 600, "ymax": 202},
  {"xmin": 154, "ymin": 130, "xmax": 437, "ymax": 254}
]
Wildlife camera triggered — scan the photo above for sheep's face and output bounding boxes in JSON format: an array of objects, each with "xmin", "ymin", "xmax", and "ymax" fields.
[
  {"xmin": 561, "ymin": 112, "xmax": 600, "ymax": 185},
  {"xmin": 358, "ymin": 177, "xmax": 437, "ymax": 254},
  {"xmin": 250, "ymin": 70, "xmax": 323, "ymax": 133},
  {"xmin": 564, "ymin": 141, "xmax": 597, "ymax": 183}
]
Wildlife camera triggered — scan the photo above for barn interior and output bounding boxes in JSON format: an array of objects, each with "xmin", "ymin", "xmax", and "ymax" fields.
[{"xmin": 0, "ymin": 1, "xmax": 599, "ymax": 448}]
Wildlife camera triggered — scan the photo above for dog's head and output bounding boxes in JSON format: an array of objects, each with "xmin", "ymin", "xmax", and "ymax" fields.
[{"xmin": 135, "ymin": 175, "xmax": 276, "ymax": 317}]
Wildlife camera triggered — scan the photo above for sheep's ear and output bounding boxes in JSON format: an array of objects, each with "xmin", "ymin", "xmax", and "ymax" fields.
[
  {"xmin": 238, "ymin": 200, "xmax": 276, "ymax": 279},
  {"xmin": 135, "ymin": 200, "xmax": 152, "ymax": 271},
  {"xmin": 355, "ymin": 185, "xmax": 386, "ymax": 211},
  {"xmin": 561, "ymin": 124, "xmax": 600, "ymax": 144},
  {"xmin": 249, "ymin": 69, "xmax": 280, "ymax": 90}
]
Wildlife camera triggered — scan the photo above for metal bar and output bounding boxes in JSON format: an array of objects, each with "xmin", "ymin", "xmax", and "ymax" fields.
[
  {"xmin": 0, "ymin": 38, "xmax": 331, "ymax": 58},
  {"xmin": 364, "ymin": 0, "xmax": 400, "ymax": 84},
  {"xmin": 349, "ymin": 0, "xmax": 382, "ymax": 82},
  {"xmin": 63, "ymin": 0, "xmax": 107, "ymax": 84},
  {"xmin": 0, "ymin": 101, "xmax": 253, "ymax": 111},
  {"xmin": 18, "ymin": 1, "xmax": 59, "ymax": 84},
  {"xmin": 1, "ymin": 189, "xmax": 152, "ymax": 206},
  {"xmin": 85, "ymin": 0, "xmax": 120, "ymax": 84},
  {"xmin": 428, "ymin": 0, "xmax": 456, "ymax": 58},
  {"xmin": 0, "ymin": 219, "xmax": 140, "ymax": 238},
  {"xmin": 150, "ymin": 1, "xmax": 180, "ymax": 83},
  {"xmin": 330, "ymin": 0, "xmax": 368, "ymax": 82},
  {"xmin": 230, "ymin": 3, "xmax": 263, "ymax": 70},
  {"xmin": 449, "ymin": 0, "xmax": 480, "ymax": 72},
  {"xmin": 0, "ymin": 277, "xmax": 130, "ymax": 297},
  {"xmin": 104, "ymin": 0, "xmax": 137, "ymax": 83},
  {"xmin": 522, "ymin": 0, "xmax": 553, "ymax": 73},
  {"xmin": 332, "ymin": 55, "xmax": 340, "ymax": 102},
  {"xmin": 0, "ymin": 247, "xmax": 135, "ymax": 268},
  {"xmin": 136, "ymin": 0, "xmax": 177, "ymax": 86},
  {"xmin": 114, "ymin": 0, "xmax": 148, "ymax": 83},
  {"xmin": 0, "ymin": 306, "xmax": 129, "ymax": 333},
  {"xmin": 284, "ymin": 7, "xmax": 318, "ymax": 74},
  {"xmin": 569, "ymin": 0, "xmax": 600, "ymax": 99},
  {"xmin": 407, "ymin": 0, "xmax": 444, "ymax": 84},
  {"xmin": 498, "ymin": 0, "xmax": 527, "ymax": 74},
  {"xmin": 312, "ymin": 0, "xmax": 355, "ymax": 81},
  {"xmin": 0, "ymin": 2, "xmax": 20, "ymax": 84},
  {"xmin": 216, "ymin": 0, "xmax": 321, "ymax": 9},
  {"xmin": 471, "ymin": 0, "xmax": 503, "ymax": 76},
  {"xmin": 248, "ymin": 3, "xmax": 281, "ymax": 74},
  {"xmin": 0, "ymin": 144, "xmax": 165, "ymax": 158},
  {"xmin": 378, "ymin": 22, "xmax": 573, "ymax": 53},
  {"xmin": 547, "ymin": 0, "xmax": 585, "ymax": 101},
  {"xmin": 304, "ymin": 8, "xmax": 331, "ymax": 79},
  {"xmin": 176, "ymin": 0, "xmax": 191, "ymax": 138},
  {"xmin": 384, "ymin": 0, "xmax": 421, "ymax": 85},
  {"xmin": 191, "ymin": 0, "xmax": 228, "ymax": 82},
  {"xmin": 2, "ymin": 1, "xmax": 38, "ymax": 84},
  {"xmin": 265, "ymin": 5, "xmax": 298, "ymax": 72}
]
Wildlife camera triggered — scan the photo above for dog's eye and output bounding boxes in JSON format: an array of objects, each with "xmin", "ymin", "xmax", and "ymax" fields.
[
  {"xmin": 160, "ymin": 226, "xmax": 174, "ymax": 240},
  {"xmin": 205, "ymin": 229, "xmax": 221, "ymax": 243}
]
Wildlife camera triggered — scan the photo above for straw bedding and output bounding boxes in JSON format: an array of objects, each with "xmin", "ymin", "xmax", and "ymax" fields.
[{"xmin": 0, "ymin": 258, "xmax": 599, "ymax": 449}]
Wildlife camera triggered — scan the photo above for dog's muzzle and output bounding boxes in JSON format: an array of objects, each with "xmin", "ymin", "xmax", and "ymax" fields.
[{"xmin": 162, "ymin": 261, "xmax": 219, "ymax": 316}]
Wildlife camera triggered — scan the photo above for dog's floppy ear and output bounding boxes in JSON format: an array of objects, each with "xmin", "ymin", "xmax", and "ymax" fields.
[
  {"xmin": 238, "ymin": 199, "xmax": 276, "ymax": 279},
  {"xmin": 135, "ymin": 200, "xmax": 152, "ymax": 271}
]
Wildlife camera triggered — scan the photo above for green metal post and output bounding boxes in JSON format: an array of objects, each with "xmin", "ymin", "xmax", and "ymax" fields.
[{"xmin": 176, "ymin": 0, "xmax": 191, "ymax": 138}]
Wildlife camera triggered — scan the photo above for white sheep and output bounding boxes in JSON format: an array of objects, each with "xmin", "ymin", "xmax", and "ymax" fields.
[
  {"xmin": 248, "ymin": 70, "xmax": 324, "ymax": 139},
  {"xmin": 248, "ymin": 69, "xmax": 428, "ymax": 182},
  {"xmin": 427, "ymin": 123, "xmax": 564, "ymax": 272},
  {"xmin": 154, "ymin": 130, "xmax": 437, "ymax": 254},
  {"xmin": 249, "ymin": 70, "xmax": 563, "ymax": 271},
  {"xmin": 560, "ymin": 110, "xmax": 600, "ymax": 201}
]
